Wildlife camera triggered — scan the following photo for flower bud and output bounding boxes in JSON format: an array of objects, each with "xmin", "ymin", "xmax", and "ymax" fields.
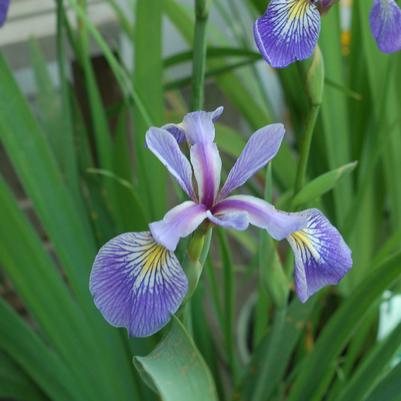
[{"xmin": 305, "ymin": 46, "xmax": 325, "ymax": 106}]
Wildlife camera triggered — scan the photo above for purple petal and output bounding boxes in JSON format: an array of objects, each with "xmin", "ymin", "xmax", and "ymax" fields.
[
  {"xmin": 287, "ymin": 209, "xmax": 352, "ymax": 302},
  {"xmin": 162, "ymin": 107, "xmax": 223, "ymax": 145},
  {"xmin": 89, "ymin": 231, "xmax": 188, "ymax": 337},
  {"xmin": 162, "ymin": 123, "xmax": 186, "ymax": 144},
  {"xmin": 146, "ymin": 127, "xmax": 195, "ymax": 199},
  {"xmin": 149, "ymin": 201, "xmax": 208, "ymax": 251},
  {"xmin": 213, "ymin": 195, "xmax": 307, "ymax": 239},
  {"xmin": 183, "ymin": 107, "xmax": 224, "ymax": 145},
  {"xmin": 0, "ymin": 0, "xmax": 10, "ymax": 27},
  {"xmin": 190, "ymin": 142, "xmax": 222, "ymax": 208},
  {"xmin": 206, "ymin": 210, "xmax": 249, "ymax": 231},
  {"xmin": 254, "ymin": 0, "xmax": 321, "ymax": 68},
  {"xmin": 370, "ymin": 0, "xmax": 401, "ymax": 53},
  {"xmin": 219, "ymin": 123, "xmax": 285, "ymax": 199}
]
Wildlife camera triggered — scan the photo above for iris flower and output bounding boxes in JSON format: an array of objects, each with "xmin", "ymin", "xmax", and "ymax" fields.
[
  {"xmin": 0, "ymin": 0, "xmax": 10, "ymax": 27},
  {"xmin": 90, "ymin": 107, "xmax": 352, "ymax": 337},
  {"xmin": 254, "ymin": 0, "xmax": 401, "ymax": 69}
]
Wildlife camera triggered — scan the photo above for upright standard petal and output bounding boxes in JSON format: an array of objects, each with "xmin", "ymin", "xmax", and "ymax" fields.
[
  {"xmin": 190, "ymin": 142, "xmax": 222, "ymax": 208},
  {"xmin": 90, "ymin": 232, "xmax": 188, "ymax": 337},
  {"xmin": 0, "ymin": 0, "xmax": 10, "ymax": 27},
  {"xmin": 254, "ymin": 0, "xmax": 321, "ymax": 68},
  {"xmin": 161, "ymin": 107, "xmax": 223, "ymax": 145},
  {"xmin": 182, "ymin": 107, "xmax": 224, "ymax": 145},
  {"xmin": 219, "ymin": 124, "xmax": 285, "ymax": 199},
  {"xmin": 149, "ymin": 201, "xmax": 208, "ymax": 251},
  {"xmin": 370, "ymin": 0, "xmax": 401, "ymax": 53},
  {"xmin": 146, "ymin": 127, "xmax": 195, "ymax": 199},
  {"xmin": 213, "ymin": 195, "xmax": 307, "ymax": 239},
  {"xmin": 287, "ymin": 209, "xmax": 352, "ymax": 302}
]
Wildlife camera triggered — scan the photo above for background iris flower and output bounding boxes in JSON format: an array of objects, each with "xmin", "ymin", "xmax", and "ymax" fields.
[
  {"xmin": 0, "ymin": 0, "xmax": 10, "ymax": 27},
  {"xmin": 90, "ymin": 107, "xmax": 352, "ymax": 338},
  {"xmin": 370, "ymin": 0, "xmax": 401, "ymax": 53},
  {"xmin": 254, "ymin": 0, "xmax": 401, "ymax": 68}
]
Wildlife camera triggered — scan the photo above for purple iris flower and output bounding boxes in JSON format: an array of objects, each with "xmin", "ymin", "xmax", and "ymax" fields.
[
  {"xmin": 0, "ymin": 0, "xmax": 10, "ymax": 27},
  {"xmin": 254, "ymin": 0, "xmax": 322, "ymax": 68},
  {"xmin": 90, "ymin": 107, "xmax": 352, "ymax": 337},
  {"xmin": 370, "ymin": 0, "xmax": 401, "ymax": 53},
  {"xmin": 254, "ymin": 0, "xmax": 401, "ymax": 69}
]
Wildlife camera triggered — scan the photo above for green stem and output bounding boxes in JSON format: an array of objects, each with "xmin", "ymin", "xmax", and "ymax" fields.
[
  {"xmin": 217, "ymin": 229, "xmax": 238, "ymax": 384},
  {"xmin": 191, "ymin": 0, "xmax": 211, "ymax": 110},
  {"xmin": 293, "ymin": 47, "xmax": 324, "ymax": 199},
  {"xmin": 294, "ymin": 104, "xmax": 321, "ymax": 196},
  {"xmin": 181, "ymin": 228, "xmax": 213, "ymax": 334}
]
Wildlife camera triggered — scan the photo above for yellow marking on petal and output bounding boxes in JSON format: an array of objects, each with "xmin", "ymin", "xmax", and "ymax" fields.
[
  {"xmin": 291, "ymin": 230, "xmax": 320, "ymax": 261},
  {"xmin": 288, "ymin": 0, "xmax": 311, "ymax": 20},
  {"xmin": 143, "ymin": 244, "xmax": 167, "ymax": 272},
  {"xmin": 133, "ymin": 243, "xmax": 168, "ymax": 288}
]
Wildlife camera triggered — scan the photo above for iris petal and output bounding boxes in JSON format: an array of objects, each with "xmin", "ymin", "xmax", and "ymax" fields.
[
  {"xmin": 183, "ymin": 107, "xmax": 224, "ymax": 145},
  {"xmin": 190, "ymin": 142, "xmax": 222, "ymax": 208},
  {"xmin": 146, "ymin": 127, "xmax": 195, "ymax": 199},
  {"xmin": 213, "ymin": 195, "xmax": 307, "ymax": 239},
  {"xmin": 370, "ymin": 0, "xmax": 401, "ymax": 53},
  {"xmin": 161, "ymin": 107, "xmax": 223, "ymax": 145},
  {"xmin": 254, "ymin": 0, "xmax": 321, "ymax": 68},
  {"xmin": 149, "ymin": 201, "xmax": 208, "ymax": 251},
  {"xmin": 206, "ymin": 210, "xmax": 249, "ymax": 231},
  {"xmin": 90, "ymin": 232, "xmax": 188, "ymax": 337},
  {"xmin": 219, "ymin": 123, "xmax": 285, "ymax": 199},
  {"xmin": 0, "ymin": 0, "xmax": 10, "ymax": 27},
  {"xmin": 287, "ymin": 209, "xmax": 352, "ymax": 302}
]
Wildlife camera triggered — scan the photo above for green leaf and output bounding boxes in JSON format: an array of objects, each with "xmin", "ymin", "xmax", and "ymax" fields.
[
  {"xmin": 0, "ymin": 352, "xmax": 47, "ymax": 401},
  {"xmin": 134, "ymin": 317, "xmax": 219, "ymax": 401},
  {"xmin": 133, "ymin": 0, "xmax": 166, "ymax": 219},
  {"xmin": 164, "ymin": 47, "xmax": 260, "ymax": 68},
  {"xmin": 364, "ymin": 363, "xmax": 401, "ymax": 401},
  {"xmin": 333, "ymin": 320, "xmax": 401, "ymax": 401},
  {"xmin": 286, "ymin": 251, "xmax": 401, "ymax": 401},
  {"xmin": 0, "ymin": 298, "xmax": 84, "ymax": 401},
  {"xmin": 0, "ymin": 55, "xmax": 139, "ymax": 401},
  {"xmin": 0, "ymin": 54, "xmax": 95, "ymax": 307},
  {"xmin": 292, "ymin": 161, "xmax": 357, "ymax": 208},
  {"xmin": 30, "ymin": 39, "xmax": 79, "ymax": 193},
  {"xmin": 238, "ymin": 299, "xmax": 316, "ymax": 401}
]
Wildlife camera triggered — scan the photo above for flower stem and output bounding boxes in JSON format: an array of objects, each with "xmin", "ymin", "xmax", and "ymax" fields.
[
  {"xmin": 181, "ymin": 228, "xmax": 213, "ymax": 334},
  {"xmin": 293, "ymin": 47, "xmax": 324, "ymax": 198},
  {"xmin": 191, "ymin": 0, "xmax": 211, "ymax": 110},
  {"xmin": 294, "ymin": 104, "xmax": 321, "ymax": 195},
  {"xmin": 217, "ymin": 229, "xmax": 238, "ymax": 383}
]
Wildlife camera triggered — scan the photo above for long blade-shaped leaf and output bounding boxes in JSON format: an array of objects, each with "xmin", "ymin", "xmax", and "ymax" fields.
[{"xmin": 286, "ymin": 252, "xmax": 401, "ymax": 401}]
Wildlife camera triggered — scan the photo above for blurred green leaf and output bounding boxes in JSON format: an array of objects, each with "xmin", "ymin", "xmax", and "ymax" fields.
[
  {"xmin": 238, "ymin": 299, "xmax": 316, "ymax": 401},
  {"xmin": 333, "ymin": 320, "xmax": 401, "ymax": 401},
  {"xmin": 0, "ymin": 298, "xmax": 84, "ymax": 401},
  {"xmin": 364, "ymin": 362, "xmax": 401, "ymax": 401},
  {"xmin": 133, "ymin": 0, "xmax": 166, "ymax": 219},
  {"xmin": 293, "ymin": 161, "xmax": 357, "ymax": 208},
  {"xmin": 0, "ymin": 54, "xmax": 139, "ymax": 401},
  {"xmin": 164, "ymin": 47, "xmax": 260, "ymax": 67},
  {"xmin": 0, "ymin": 352, "xmax": 47, "ymax": 401},
  {"xmin": 134, "ymin": 317, "xmax": 219, "ymax": 401},
  {"xmin": 286, "ymin": 251, "xmax": 401, "ymax": 401}
]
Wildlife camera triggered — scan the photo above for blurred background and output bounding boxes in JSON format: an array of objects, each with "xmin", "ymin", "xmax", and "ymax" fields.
[{"xmin": 1, "ymin": 0, "xmax": 401, "ymax": 401}]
